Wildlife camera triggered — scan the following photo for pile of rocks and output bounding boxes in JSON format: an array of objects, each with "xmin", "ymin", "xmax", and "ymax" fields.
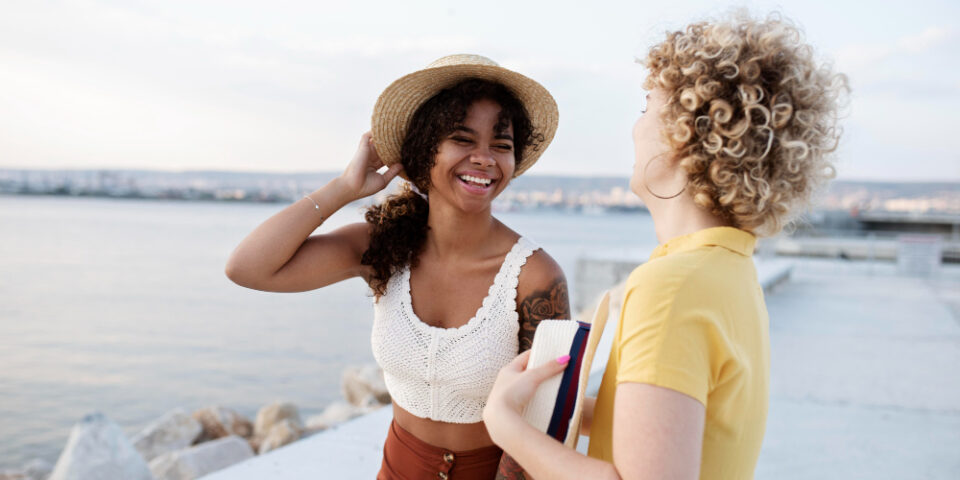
[{"xmin": 0, "ymin": 364, "xmax": 391, "ymax": 480}]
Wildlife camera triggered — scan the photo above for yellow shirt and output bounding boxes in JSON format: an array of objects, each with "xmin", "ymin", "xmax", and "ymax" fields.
[{"xmin": 587, "ymin": 227, "xmax": 770, "ymax": 479}]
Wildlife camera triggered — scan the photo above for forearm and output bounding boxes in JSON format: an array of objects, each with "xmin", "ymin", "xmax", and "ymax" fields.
[
  {"xmin": 497, "ymin": 414, "xmax": 619, "ymax": 480},
  {"xmin": 225, "ymin": 178, "xmax": 355, "ymax": 282},
  {"xmin": 496, "ymin": 397, "xmax": 596, "ymax": 478}
]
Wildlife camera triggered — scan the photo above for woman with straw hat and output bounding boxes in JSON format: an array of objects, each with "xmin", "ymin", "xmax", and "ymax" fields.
[
  {"xmin": 226, "ymin": 54, "xmax": 568, "ymax": 479},
  {"xmin": 482, "ymin": 12, "xmax": 847, "ymax": 479}
]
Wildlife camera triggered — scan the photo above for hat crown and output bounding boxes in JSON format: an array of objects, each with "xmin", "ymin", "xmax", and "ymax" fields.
[{"xmin": 426, "ymin": 54, "xmax": 499, "ymax": 69}]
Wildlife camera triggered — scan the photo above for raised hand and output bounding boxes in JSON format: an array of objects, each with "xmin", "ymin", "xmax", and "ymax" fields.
[{"xmin": 338, "ymin": 132, "xmax": 404, "ymax": 200}]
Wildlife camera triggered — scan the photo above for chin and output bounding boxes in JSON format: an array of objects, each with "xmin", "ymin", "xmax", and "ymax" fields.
[
  {"xmin": 455, "ymin": 195, "xmax": 496, "ymax": 214},
  {"xmin": 461, "ymin": 204, "xmax": 492, "ymax": 215}
]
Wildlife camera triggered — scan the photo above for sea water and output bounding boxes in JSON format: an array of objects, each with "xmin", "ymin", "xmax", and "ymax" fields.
[{"xmin": 0, "ymin": 195, "xmax": 655, "ymax": 468}]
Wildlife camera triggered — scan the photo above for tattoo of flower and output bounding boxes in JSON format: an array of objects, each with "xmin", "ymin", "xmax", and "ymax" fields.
[{"xmin": 517, "ymin": 277, "xmax": 571, "ymax": 352}]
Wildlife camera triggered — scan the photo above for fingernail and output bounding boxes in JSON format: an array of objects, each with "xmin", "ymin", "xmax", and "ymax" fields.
[{"xmin": 556, "ymin": 355, "xmax": 570, "ymax": 364}]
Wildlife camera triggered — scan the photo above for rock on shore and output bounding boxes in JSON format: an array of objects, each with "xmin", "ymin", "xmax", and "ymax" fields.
[
  {"xmin": 251, "ymin": 402, "xmax": 304, "ymax": 454},
  {"xmin": 342, "ymin": 364, "xmax": 390, "ymax": 406},
  {"xmin": 192, "ymin": 406, "xmax": 253, "ymax": 443},
  {"xmin": 48, "ymin": 412, "xmax": 152, "ymax": 480},
  {"xmin": 257, "ymin": 419, "xmax": 302, "ymax": 455},
  {"xmin": 24, "ymin": 363, "xmax": 393, "ymax": 480},
  {"xmin": 131, "ymin": 408, "xmax": 202, "ymax": 462},
  {"xmin": 305, "ymin": 400, "xmax": 378, "ymax": 432},
  {"xmin": 149, "ymin": 435, "xmax": 253, "ymax": 480},
  {"xmin": 253, "ymin": 401, "xmax": 303, "ymax": 435}
]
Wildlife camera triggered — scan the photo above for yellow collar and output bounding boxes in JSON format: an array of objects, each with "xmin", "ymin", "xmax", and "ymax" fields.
[{"xmin": 650, "ymin": 227, "xmax": 756, "ymax": 260}]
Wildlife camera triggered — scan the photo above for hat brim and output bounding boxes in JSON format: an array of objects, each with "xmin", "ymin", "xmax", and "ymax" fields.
[{"xmin": 371, "ymin": 62, "xmax": 558, "ymax": 179}]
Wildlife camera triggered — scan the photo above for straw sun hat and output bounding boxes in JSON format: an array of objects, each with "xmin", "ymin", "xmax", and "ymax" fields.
[{"xmin": 371, "ymin": 54, "xmax": 559, "ymax": 177}]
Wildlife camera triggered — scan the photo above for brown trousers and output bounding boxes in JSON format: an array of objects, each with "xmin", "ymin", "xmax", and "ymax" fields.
[{"xmin": 377, "ymin": 420, "xmax": 503, "ymax": 480}]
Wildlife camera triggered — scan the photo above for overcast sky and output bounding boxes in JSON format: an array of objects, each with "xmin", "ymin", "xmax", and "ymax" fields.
[{"xmin": 1, "ymin": 0, "xmax": 958, "ymax": 181}]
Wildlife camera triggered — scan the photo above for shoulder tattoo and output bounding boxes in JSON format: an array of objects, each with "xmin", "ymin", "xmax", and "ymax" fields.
[{"xmin": 517, "ymin": 276, "xmax": 571, "ymax": 352}]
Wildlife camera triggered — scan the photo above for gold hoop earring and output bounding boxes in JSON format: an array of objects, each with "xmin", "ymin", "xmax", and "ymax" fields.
[{"xmin": 642, "ymin": 154, "xmax": 686, "ymax": 200}]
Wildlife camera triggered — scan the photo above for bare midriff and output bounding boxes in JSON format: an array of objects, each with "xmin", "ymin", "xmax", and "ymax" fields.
[{"xmin": 392, "ymin": 404, "xmax": 496, "ymax": 451}]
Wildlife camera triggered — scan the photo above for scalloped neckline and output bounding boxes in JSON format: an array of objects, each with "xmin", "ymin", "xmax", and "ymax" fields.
[{"xmin": 402, "ymin": 236, "xmax": 528, "ymax": 335}]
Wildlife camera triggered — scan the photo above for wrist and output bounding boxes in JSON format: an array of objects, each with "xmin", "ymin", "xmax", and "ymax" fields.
[
  {"xmin": 485, "ymin": 402, "xmax": 524, "ymax": 446},
  {"xmin": 299, "ymin": 179, "xmax": 354, "ymax": 221},
  {"xmin": 327, "ymin": 176, "xmax": 362, "ymax": 204},
  {"xmin": 493, "ymin": 414, "xmax": 538, "ymax": 466}
]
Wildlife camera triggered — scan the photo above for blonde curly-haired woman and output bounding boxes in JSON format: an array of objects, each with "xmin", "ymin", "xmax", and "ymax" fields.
[{"xmin": 483, "ymin": 13, "xmax": 847, "ymax": 480}]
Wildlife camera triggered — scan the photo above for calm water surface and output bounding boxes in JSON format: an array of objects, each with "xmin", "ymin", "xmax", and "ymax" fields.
[{"xmin": 0, "ymin": 195, "xmax": 655, "ymax": 468}]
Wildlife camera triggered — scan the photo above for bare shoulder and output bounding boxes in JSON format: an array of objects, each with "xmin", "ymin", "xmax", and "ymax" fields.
[
  {"xmin": 515, "ymin": 247, "xmax": 571, "ymax": 351},
  {"xmin": 492, "ymin": 221, "xmax": 565, "ymax": 295},
  {"xmin": 516, "ymin": 248, "xmax": 566, "ymax": 298}
]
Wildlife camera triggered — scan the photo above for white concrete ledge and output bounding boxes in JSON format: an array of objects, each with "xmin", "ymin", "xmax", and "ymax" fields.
[
  {"xmin": 755, "ymin": 258, "xmax": 794, "ymax": 292},
  {"xmin": 201, "ymin": 407, "xmax": 391, "ymax": 480}
]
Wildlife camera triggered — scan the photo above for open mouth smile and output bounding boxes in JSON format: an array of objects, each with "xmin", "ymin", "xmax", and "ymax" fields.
[
  {"xmin": 456, "ymin": 173, "xmax": 497, "ymax": 194},
  {"xmin": 458, "ymin": 174, "xmax": 492, "ymax": 186}
]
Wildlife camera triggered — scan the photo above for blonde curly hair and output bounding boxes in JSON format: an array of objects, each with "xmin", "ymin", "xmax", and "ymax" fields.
[{"xmin": 642, "ymin": 12, "xmax": 848, "ymax": 236}]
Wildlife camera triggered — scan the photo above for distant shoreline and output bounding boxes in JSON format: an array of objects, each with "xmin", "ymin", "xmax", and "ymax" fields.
[
  {"xmin": 0, "ymin": 191, "xmax": 653, "ymax": 214},
  {"xmin": 2, "ymin": 167, "xmax": 958, "ymax": 216},
  {"xmin": 2, "ymin": 189, "xmax": 295, "ymax": 204}
]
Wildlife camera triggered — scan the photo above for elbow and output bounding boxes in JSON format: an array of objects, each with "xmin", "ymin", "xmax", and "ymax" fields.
[
  {"xmin": 224, "ymin": 255, "xmax": 259, "ymax": 289},
  {"xmin": 224, "ymin": 256, "xmax": 279, "ymax": 291},
  {"xmin": 224, "ymin": 259, "xmax": 247, "ymax": 287}
]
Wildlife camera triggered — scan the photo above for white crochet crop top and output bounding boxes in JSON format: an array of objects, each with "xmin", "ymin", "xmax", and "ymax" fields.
[{"xmin": 371, "ymin": 236, "xmax": 539, "ymax": 424}]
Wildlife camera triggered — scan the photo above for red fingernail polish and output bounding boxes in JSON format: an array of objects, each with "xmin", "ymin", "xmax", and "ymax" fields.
[{"xmin": 556, "ymin": 355, "xmax": 570, "ymax": 364}]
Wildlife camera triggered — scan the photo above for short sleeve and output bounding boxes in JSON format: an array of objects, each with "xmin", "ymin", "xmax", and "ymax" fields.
[{"xmin": 616, "ymin": 284, "xmax": 712, "ymax": 406}]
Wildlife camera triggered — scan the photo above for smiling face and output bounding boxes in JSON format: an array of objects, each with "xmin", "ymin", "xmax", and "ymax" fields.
[{"xmin": 428, "ymin": 98, "xmax": 516, "ymax": 214}]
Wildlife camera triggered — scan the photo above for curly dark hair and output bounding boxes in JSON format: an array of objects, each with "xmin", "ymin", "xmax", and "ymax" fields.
[{"xmin": 362, "ymin": 79, "xmax": 538, "ymax": 298}]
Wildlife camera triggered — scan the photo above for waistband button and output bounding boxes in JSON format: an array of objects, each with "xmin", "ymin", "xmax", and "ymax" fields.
[{"xmin": 443, "ymin": 452, "xmax": 455, "ymax": 463}]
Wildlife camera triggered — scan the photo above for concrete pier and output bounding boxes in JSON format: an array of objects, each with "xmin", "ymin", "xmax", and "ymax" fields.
[{"xmin": 756, "ymin": 259, "xmax": 960, "ymax": 478}]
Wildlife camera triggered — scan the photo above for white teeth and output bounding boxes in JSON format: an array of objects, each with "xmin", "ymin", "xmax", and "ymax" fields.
[{"xmin": 458, "ymin": 174, "xmax": 492, "ymax": 186}]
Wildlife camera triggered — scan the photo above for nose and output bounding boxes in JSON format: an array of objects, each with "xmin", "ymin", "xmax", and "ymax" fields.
[{"xmin": 469, "ymin": 149, "xmax": 496, "ymax": 167}]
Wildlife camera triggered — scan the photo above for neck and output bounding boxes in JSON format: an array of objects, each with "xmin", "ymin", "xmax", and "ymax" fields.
[
  {"xmin": 646, "ymin": 190, "xmax": 729, "ymax": 244},
  {"xmin": 425, "ymin": 197, "xmax": 498, "ymax": 259}
]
